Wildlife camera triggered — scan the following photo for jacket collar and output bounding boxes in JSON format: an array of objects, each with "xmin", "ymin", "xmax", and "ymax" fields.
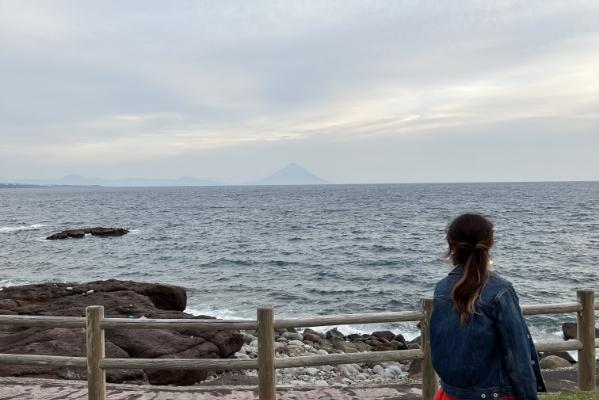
[{"xmin": 449, "ymin": 266, "xmax": 463, "ymax": 275}]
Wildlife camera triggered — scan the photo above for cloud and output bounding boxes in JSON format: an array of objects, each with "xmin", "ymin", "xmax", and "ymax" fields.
[{"xmin": 0, "ymin": 0, "xmax": 598, "ymax": 180}]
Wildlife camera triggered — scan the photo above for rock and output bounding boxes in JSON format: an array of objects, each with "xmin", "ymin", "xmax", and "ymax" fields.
[
  {"xmin": 338, "ymin": 364, "xmax": 359, "ymax": 377},
  {"xmin": 372, "ymin": 365, "xmax": 385, "ymax": 375},
  {"xmin": 408, "ymin": 335, "xmax": 421, "ymax": 345},
  {"xmin": 353, "ymin": 341, "xmax": 372, "ymax": 352},
  {"xmin": 372, "ymin": 331, "xmax": 395, "ymax": 341},
  {"xmin": 288, "ymin": 340, "xmax": 305, "ymax": 347},
  {"xmin": 333, "ymin": 340, "xmax": 358, "ymax": 353},
  {"xmin": 347, "ymin": 333, "xmax": 362, "ymax": 341},
  {"xmin": 371, "ymin": 345, "xmax": 395, "ymax": 352},
  {"xmin": 365, "ymin": 339, "xmax": 384, "ymax": 347},
  {"xmin": 234, "ymin": 352, "xmax": 250, "ymax": 360},
  {"xmin": 562, "ymin": 322, "xmax": 599, "ymax": 340},
  {"xmin": 390, "ymin": 340, "xmax": 408, "ymax": 350},
  {"xmin": 282, "ymin": 332, "xmax": 303, "ymax": 341},
  {"xmin": 242, "ymin": 333, "xmax": 256, "ymax": 344},
  {"xmin": 325, "ymin": 328, "xmax": 344, "ymax": 341},
  {"xmin": 393, "ymin": 334, "xmax": 406, "ymax": 343},
  {"xmin": 303, "ymin": 332, "xmax": 322, "ymax": 343},
  {"xmin": 0, "ymin": 280, "xmax": 242, "ymax": 385},
  {"xmin": 46, "ymin": 227, "xmax": 129, "ymax": 240},
  {"xmin": 540, "ymin": 355, "xmax": 573, "ymax": 369},
  {"xmin": 303, "ymin": 328, "xmax": 324, "ymax": 338},
  {"xmin": 407, "ymin": 343, "xmax": 421, "ymax": 350},
  {"xmin": 408, "ymin": 359, "xmax": 422, "ymax": 377},
  {"xmin": 274, "ymin": 342, "xmax": 286, "ymax": 353},
  {"xmin": 539, "ymin": 351, "xmax": 576, "ymax": 364},
  {"xmin": 305, "ymin": 367, "xmax": 319, "ymax": 376}
]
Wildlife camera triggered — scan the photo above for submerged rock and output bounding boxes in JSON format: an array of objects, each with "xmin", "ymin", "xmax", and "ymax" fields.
[
  {"xmin": 0, "ymin": 280, "xmax": 243, "ymax": 385},
  {"xmin": 46, "ymin": 227, "xmax": 129, "ymax": 240}
]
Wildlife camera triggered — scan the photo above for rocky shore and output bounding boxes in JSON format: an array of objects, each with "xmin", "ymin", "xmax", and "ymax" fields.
[
  {"xmin": 0, "ymin": 280, "xmax": 243, "ymax": 385},
  {"xmin": 0, "ymin": 280, "xmax": 583, "ymax": 388},
  {"xmin": 226, "ymin": 327, "xmax": 420, "ymax": 386}
]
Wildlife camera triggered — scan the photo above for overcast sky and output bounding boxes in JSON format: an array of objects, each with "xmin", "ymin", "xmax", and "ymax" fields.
[{"xmin": 1, "ymin": 1, "xmax": 598, "ymax": 183}]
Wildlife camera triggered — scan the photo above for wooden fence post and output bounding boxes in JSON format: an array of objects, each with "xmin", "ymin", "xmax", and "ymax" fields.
[
  {"xmin": 86, "ymin": 306, "xmax": 106, "ymax": 400},
  {"xmin": 257, "ymin": 306, "xmax": 276, "ymax": 400},
  {"xmin": 577, "ymin": 290, "xmax": 596, "ymax": 391},
  {"xmin": 421, "ymin": 297, "xmax": 438, "ymax": 400}
]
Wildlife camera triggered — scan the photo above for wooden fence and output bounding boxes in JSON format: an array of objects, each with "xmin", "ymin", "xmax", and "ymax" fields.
[{"xmin": 0, "ymin": 290, "xmax": 597, "ymax": 400}]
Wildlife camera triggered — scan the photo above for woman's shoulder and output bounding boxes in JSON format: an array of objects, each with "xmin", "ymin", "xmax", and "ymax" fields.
[{"xmin": 480, "ymin": 271, "xmax": 515, "ymax": 303}]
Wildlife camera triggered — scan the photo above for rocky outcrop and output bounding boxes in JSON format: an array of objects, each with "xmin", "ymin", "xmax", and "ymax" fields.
[
  {"xmin": 0, "ymin": 280, "xmax": 243, "ymax": 385},
  {"xmin": 46, "ymin": 227, "xmax": 129, "ymax": 240}
]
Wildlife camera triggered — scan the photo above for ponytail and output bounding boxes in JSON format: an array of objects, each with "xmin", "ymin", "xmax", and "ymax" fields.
[
  {"xmin": 450, "ymin": 241, "xmax": 491, "ymax": 323},
  {"xmin": 445, "ymin": 213, "xmax": 494, "ymax": 324}
]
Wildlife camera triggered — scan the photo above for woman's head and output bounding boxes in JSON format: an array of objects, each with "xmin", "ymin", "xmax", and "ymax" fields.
[{"xmin": 445, "ymin": 213, "xmax": 494, "ymax": 323}]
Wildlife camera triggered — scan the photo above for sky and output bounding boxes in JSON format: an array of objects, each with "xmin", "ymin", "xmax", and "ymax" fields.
[{"xmin": 1, "ymin": 0, "xmax": 598, "ymax": 184}]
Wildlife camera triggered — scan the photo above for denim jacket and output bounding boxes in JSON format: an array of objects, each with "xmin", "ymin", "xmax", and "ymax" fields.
[{"xmin": 430, "ymin": 267, "xmax": 546, "ymax": 399}]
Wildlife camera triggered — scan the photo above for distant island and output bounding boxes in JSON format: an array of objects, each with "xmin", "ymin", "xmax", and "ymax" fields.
[
  {"xmin": 0, "ymin": 183, "xmax": 41, "ymax": 189},
  {"xmin": 250, "ymin": 163, "xmax": 328, "ymax": 185},
  {"xmin": 1, "ymin": 163, "xmax": 330, "ymax": 188}
]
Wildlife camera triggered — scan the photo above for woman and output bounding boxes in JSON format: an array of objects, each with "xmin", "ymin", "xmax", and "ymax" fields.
[{"xmin": 430, "ymin": 213, "xmax": 546, "ymax": 400}]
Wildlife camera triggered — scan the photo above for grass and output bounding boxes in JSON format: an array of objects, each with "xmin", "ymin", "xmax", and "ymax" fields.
[{"xmin": 541, "ymin": 391, "xmax": 599, "ymax": 400}]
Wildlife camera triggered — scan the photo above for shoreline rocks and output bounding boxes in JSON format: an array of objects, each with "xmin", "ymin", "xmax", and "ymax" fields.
[
  {"xmin": 46, "ymin": 227, "xmax": 129, "ymax": 240},
  {"xmin": 0, "ymin": 280, "xmax": 243, "ymax": 385}
]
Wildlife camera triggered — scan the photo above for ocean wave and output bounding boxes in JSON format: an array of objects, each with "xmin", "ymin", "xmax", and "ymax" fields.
[
  {"xmin": 372, "ymin": 244, "xmax": 397, "ymax": 252},
  {"xmin": 185, "ymin": 306, "xmax": 253, "ymax": 320},
  {"xmin": 0, "ymin": 224, "xmax": 46, "ymax": 233}
]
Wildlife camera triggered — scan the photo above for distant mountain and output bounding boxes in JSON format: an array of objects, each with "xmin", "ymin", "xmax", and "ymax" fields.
[{"xmin": 251, "ymin": 163, "xmax": 328, "ymax": 185}]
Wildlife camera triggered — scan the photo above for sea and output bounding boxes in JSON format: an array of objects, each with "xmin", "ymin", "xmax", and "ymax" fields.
[{"xmin": 1, "ymin": 182, "xmax": 598, "ymax": 341}]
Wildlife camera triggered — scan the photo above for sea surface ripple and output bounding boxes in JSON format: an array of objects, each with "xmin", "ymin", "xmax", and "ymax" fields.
[{"xmin": 1, "ymin": 182, "xmax": 598, "ymax": 339}]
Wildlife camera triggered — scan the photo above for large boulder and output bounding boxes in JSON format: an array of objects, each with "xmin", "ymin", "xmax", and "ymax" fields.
[{"xmin": 0, "ymin": 280, "xmax": 243, "ymax": 385}]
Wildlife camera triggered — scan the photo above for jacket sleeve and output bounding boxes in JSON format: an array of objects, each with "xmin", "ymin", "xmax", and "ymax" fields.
[{"xmin": 493, "ymin": 284, "xmax": 539, "ymax": 399}]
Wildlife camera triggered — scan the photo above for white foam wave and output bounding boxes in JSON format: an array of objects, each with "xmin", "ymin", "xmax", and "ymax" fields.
[
  {"xmin": 0, "ymin": 224, "xmax": 46, "ymax": 233},
  {"xmin": 184, "ymin": 307, "xmax": 420, "ymax": 339},
  {"xmin": 185, "ymin": 307, "xmax": 253, "ymax": 321},
  {"xmin": 129, "ymin": 229, "xmax": 142, "ymax": 235}
]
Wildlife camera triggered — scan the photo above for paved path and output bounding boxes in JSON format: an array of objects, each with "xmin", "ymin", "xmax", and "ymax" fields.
[
  {"xmin": 0, "ymin": 366, "xmax": 595, "ymax": 400},
  {"xmin": 0, "ymin": 378, "xmax": 422, "ymax": 400}
]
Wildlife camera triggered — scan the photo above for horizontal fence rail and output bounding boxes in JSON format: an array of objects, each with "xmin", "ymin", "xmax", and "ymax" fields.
[{"xmin": 0, "ymin": 293, "xmax": 596, "ymax": 400}]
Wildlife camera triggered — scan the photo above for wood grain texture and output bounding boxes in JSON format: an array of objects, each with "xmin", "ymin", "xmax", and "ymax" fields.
[
  {"xmin": 257, "ymin": 306, "xmax": 276, "ymax": 400},
  {"xmin": 0, "ymin": 354, "xmax": 86, "ymax": 367},
  {"xmin": 86, "ymin": 306, "xmax": 106, "ymax": 400},
  {"xmin": 576, "ymin": 290, "xmax": 596, "ymax": 391},
  {"xmin": 0, "ymin": 315, "xmax": 85, "ymax": 328}
]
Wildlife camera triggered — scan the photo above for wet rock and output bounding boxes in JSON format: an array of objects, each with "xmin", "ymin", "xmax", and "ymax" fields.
[
  {"xmin": 325, "ymin": 328, "xmax": 344, "ymax": 341},
  {"xmin": 46, "ymin": 227, "xmax": 129, "ymax": 240},
  {"xmin": 372, "ymin": 331, "xmax": 395, "ymax": 341}
]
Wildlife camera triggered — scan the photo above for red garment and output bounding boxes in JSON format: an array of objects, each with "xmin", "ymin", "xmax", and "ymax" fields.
[{"xmin": 435, "ymin": 388, "xmax": 516, "ymax": 400}]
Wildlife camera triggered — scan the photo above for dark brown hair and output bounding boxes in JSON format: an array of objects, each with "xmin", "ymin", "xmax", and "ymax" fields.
[{"xmin": 445, "ymin": 213, "xmax": 494, "ymax": 324}]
